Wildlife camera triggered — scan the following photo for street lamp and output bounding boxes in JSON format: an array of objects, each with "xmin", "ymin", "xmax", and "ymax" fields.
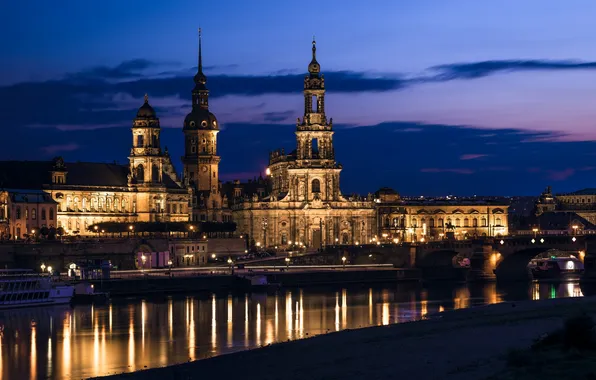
[
  {"xmin": 341, "ymin": 256, "xmax": 346, "ymax": 269},
  {"xmin": 285, "ymin": 257, "xmax": 290, "ymax": 269},
  {"xmin": 40, "ymin": 263, "xmax": 46, "ymax": 272},
  {"xmin": 47, "ymin": 266, "xmax": 53, "ymax": 275},
  {"xmin": 227, "ymin": 258, "xmax": 233, "ymax": 273},
  {"xmin": 211, "ymin": 253, "xmax": 217, "ymax": 260},
  {"xmin": 572, "ymin": 225, "xmax": 579, "ymax": 235},
  {"xmin": 141, "ymin": 254, "xmax": 146, "ymax": 271},
  {"xmin": 532, "ymin": 227, "xmax": 538, "ymax": 238}
]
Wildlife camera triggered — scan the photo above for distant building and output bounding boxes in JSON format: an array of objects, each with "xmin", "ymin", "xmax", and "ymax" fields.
[
  {"xmin": 530, "ymin": 186, "xmax": 596, "ymax": 234},
  {"xmin": 375, "ymin": 188, "xmax": 509, "ymax": 241}
]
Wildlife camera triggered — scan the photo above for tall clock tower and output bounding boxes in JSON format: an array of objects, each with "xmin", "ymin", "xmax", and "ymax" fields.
[{"xmin": 182, "ymin": 29, "xmax": 221, "ymax": 194}]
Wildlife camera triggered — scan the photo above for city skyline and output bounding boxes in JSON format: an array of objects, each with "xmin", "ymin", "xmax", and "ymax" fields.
[{"xmin": 3, "ymin": 1, "xmax": 596, "ymax": 195}]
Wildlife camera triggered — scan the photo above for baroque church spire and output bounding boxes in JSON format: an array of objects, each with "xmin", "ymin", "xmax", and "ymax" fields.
[{"xmin": 193, "ymin": 28, "xmax": 208, "ymax": 91}]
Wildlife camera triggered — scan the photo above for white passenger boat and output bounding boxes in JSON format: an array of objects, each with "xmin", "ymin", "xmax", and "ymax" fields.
[{"xmin": 0, "ymin": 269, "xmax": 74, "ymax": 309}]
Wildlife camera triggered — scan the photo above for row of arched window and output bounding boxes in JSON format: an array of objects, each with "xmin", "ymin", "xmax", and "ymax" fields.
[
  {"xmin": 64, "ymin": 196, "xmax": 130, "ymax": 213},
  {"xmin": 386, "ymin": 216, "xmax": 503, "ymax": 228}
]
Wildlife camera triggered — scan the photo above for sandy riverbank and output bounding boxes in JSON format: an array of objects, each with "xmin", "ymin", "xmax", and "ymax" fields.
[{"xmin": 95, "ymin": 296, "xmax": 596, "ymax": 380}]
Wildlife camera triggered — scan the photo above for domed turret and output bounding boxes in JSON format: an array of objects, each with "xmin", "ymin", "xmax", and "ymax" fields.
[
  {"xmin": 136, "ymin": 94, "xmax": 157, "ymax": 119},
  {"xmin": 184, "ymin": 109, "xmax": 218, "ymax": 130}
]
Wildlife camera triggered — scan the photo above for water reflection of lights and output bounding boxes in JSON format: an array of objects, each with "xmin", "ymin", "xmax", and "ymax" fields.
[
  {"xmin": 141, "ymin": 300, "xmax": 147, "ymax": 351},
  {"xmin": 47, "ymin": 337, "xmax": 52, "ymax": 376},
  {"xmin": 94, "ymin": 316, "xmax": 100, "ymax": 376},
  {"xmin": 168, "ymin": 299, "xmax": 173, "ymax": 342},
  {"xmin": 368, "ymin": 288, "xmax": 373, "ymax": 325},
  {"xmin": 245, "ymin": 295, "xmax": 249, "ymax": 347},
  {"xmin": 128, "ymin": 308, "xmax": 135, "ymax": 371},
  {"xmin": 341, "ymin": 289, "xmax": 347, "ymax": 329},
  {"xmin": 189, "ymin": 297, "xmax": 196, "ymax": 360},
  {"xmin": 109, "ymin": 304, "xmax": 113, "ymax": 334},
  {"xmin": 334, "ymin": 292, "xmax": 340, "ymax": 331},
  {"xmin": 299, "ymin": 290, "xmax": 304, "ymax": 336},
  {"xmin": 286, "ymin": 292, "xmax": 293, "ymax": 335},
  {"xmin": 211, "ymin": 294, "xmax": 216, "ymax": 351},
  {"xmin": 256, "ymin": 303, "xmax": 261, "ymax": 346},
  {"xmin": 30, "ymin": 325, "xmax": 36, "ymax": 380},
  {"xmin": 63, "ymin": 313, "xmax": 71, "ymax": 376},
  {"xmin": 227, "ymin": 295, "xmax": 233, "ymax": 348},
  {"xmin": 274, "ymin": 295, "xmax": 279, "ymax": 338}
]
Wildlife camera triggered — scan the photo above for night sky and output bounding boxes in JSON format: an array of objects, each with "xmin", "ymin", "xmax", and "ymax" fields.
[{"xmin": 3, "ymin": 1, "xmax": 596, "ymax": 196}]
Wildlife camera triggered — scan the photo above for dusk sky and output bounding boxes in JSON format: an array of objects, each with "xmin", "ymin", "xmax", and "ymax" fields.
[{"xmin": 3, "ymin": 1, "xmax": 596, "ymax": 196}]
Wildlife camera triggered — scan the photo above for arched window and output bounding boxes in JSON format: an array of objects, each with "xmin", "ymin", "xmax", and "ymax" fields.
[
  {"xmin": 312, "ymin": 179, "xmax": 321, "ymax": 193},
  {"xmin": 384, "ymin": 217, "xmax": 390, "ymax": 227},
  {"xmin": 49, "ymin": 208, "xmax": 54, "ymax": 220},
  {"xmin": 122, "ymin": 198, "xmax": 127, "ymax": 212},
  {"xmin": 66, "ymin": 197, "xmax": 72, "ymax": 210},
  {"xmin": 99, "ymin": 197, "xmax": 104, "ymax": 211},
  {"xmin": 114, "ymin": 198, "xmax": 120, "ymax": 211},
  {"xmin": 41, "ymin": 209, "xmax": 46, "ymax": 220},
  {"xmin": 31, "ymin": 209, "xmax": 37, "ymax": 220},
  {"xmin": 74, "ymin": 197, "xmax": 79, "ymax": 210},
  {"xmin": 82, "ymin": 198, "xmax": 88, "ymax": 211},
  {"xmin": 152, "ymin": 164, "xmax": 159, "ymax": 183},
  {"xmin": 91, "ymin": 198, "xmax": 97, "ymax": 211},
  {"xmin": 392, "ymin": 218, "xmax": 398, "ymax": 227},
  {"xmin": 438, "ymin": 218, "xmax": 444, "ymax": 227},
  {"xmin": 429, "ymin": 218, "xmax": 435, "ymax": 228},
  {"xmin": 481, "ymin": 217, "xmax": 487, "ymax": 227},
  {"xmin": 412, "ymin": 218, "xmax": 417, "ymax": 227},
  {"xmin": 455, "ymin": 218, "xmax": 460, "ymax": 227},
  {"xmin": 473, "ymin": 218, "xmax": 478, "ymax": 227},
  {"xmin": 496, "ymin": 217, "xmax": 502, "ymax": 226},
  {"xmin": 136, "ymin": 164, "xmax": 145, "ymax": 183},
  {"xmin": 16, "ymin": 206, "xmax": 21, "ymax": 219},
  {"xmin": 464, "ymin": 218, "xmax": 469, "ymax": 227},
  {"xmin": 106, "ymin": 198, "xmax": 112, "ymax": 211}
]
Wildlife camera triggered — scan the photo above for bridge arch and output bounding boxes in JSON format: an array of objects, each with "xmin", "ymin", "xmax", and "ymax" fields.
[
  {"xmin": 417, "ymin": 250, "xmax": 471, "ymax": 281},
  {"xmin": 494, "ymin": 247, "xmax": 580, "ymax": 281}
]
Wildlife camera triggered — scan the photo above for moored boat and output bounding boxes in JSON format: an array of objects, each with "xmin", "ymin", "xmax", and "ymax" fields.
[
  {"xmin": 0, "ymin": 269, "xmax": 74, "ymax": 309},
  {"xmin": 529, "ymin": 256, "xmax": 584, "ymax": 281}
]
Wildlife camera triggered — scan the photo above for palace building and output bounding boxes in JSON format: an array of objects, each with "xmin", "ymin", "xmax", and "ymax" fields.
[
  {"xmin": 230, "ymin": 39, "xmax": 377, "ymax": 248},
  {"xmin": 0, "ymin": 96, "xmax": 190, "ymax": 238}
]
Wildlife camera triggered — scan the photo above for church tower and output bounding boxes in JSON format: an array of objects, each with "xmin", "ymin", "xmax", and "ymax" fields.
[
  {"xmin": 129, "ymin": 94, "xmax": 163, "ymax": 185},
  {"xmin": 182, "ymin": 29, "xmax": 220, "ymax": 194},
  {"xmin": 292, "ymin": 38, "xmax": 341, "ymax": 201}
]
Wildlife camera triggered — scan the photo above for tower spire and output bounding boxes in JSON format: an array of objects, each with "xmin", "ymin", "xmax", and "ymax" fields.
[
  {"xmin": 194, "ymin": 28, "xmax": 207, "ymax": 86},
  {"xmin": 312, "ymin": 35, "xmax": 316, "ymax": 60},
  {"xmin": 198, "ymin": 28, "xmax": 203, "ymax": 75}
]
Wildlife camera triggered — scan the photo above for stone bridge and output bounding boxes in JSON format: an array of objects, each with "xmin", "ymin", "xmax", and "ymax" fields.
[{"xmin": 415, "ymin": 235, "xmax": 590, "ymax": 281}]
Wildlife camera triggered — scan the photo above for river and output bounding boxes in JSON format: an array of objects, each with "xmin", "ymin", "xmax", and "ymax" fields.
[{"xmin": 0, "ymin": 281, "xmax": 586, "ymax": 379}]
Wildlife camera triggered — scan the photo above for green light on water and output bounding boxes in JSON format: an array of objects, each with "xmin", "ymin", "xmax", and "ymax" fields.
[{"xmin": 550, "ymin": 285, "xmax": 556, "ymax": 299}]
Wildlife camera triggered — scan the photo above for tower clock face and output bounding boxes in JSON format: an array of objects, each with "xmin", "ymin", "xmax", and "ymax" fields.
[{"xmin": 201, "ymin": 166, "xmax": 208, "ymax": 173}]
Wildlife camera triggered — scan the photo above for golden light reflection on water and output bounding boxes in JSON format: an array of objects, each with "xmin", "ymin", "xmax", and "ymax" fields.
[
  {"xmin": 0, "ymin": 282, "xmax": 590, "ymax": 379},
  {"xmin": 30, "ymin": 326, "xmax": 36, "ymax": 380}
]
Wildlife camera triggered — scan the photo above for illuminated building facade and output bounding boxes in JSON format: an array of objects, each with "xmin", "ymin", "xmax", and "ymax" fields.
[
  {"xmin": 0, "ymin": 97, "xmax": 190, "ymax": 238},
  {"xmin": 375, "ymin": 188, "xmax": 510, "ymax": 242},
  {"xmin": 230, "ymin": 40, "xmax": 376, "ymax": 248}
]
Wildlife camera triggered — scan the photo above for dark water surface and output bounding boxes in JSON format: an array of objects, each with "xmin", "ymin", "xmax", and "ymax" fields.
[{"xmin": 0, "ymin": 281, "xmax": 586, "ymax": 379}]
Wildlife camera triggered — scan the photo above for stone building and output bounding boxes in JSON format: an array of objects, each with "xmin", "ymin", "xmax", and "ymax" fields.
[
  {"xmin": 0, "ymin": 97, "xmax": 190, "ymax": 238},
  {"xmin": 375, "ymin": 188, "xmax": 509, "ymax": 242},
  {"xmin": 531, "ymin": 186, "xmax": 596, "ymax": 233},
  {"xmin": 231, "ymin": 40, "xmax": 376, "ymax": 248},
  {"xmin": 0, "ymin": 189, "xmax": 58, "ymax": 239},
  {"xmin": 181, "ymin": 29, "xmax": 232, "ymax": 224}
]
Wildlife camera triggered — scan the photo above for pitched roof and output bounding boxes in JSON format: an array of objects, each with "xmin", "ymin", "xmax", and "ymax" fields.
[
  {"xmin": 558, "ymin": 188, "xmax": 596, "ymax": 196},
  {"xmin": 0, "ymin": 160, "xmax": 129, "ymax": 189}
]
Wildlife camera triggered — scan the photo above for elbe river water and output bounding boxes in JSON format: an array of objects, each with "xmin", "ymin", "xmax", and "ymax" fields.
[{"xmin": 0, "ymin": 281, "xmax": 588, "ymax": 379}]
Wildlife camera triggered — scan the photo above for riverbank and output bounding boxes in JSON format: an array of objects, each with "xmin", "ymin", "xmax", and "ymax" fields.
[{"xmin": 95, "ymin": 296, "xmax": 596, "ymax": 380}]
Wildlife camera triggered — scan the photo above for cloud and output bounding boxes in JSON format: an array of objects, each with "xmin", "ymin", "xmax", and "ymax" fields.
[
  {"xmin": 430, "ymin": 60, "xmax": 596, "ymax": 81},
  {"xmin": 548, "ymin": 168, "xmax": 575, "ymax": 181},
  {"xmin": 460, "ymin": 154, "xmax": 488, "ymax": 160},
  {"xmin": 263, "ymin": 110, "xmax": 294, "ymax": 123},
  {"xmin": 420, "ymin": 168, "xmax": 475, "ymax": 175},
  {"xmin": 395, "ymin": 127, "xmax": 423, "ymax": 133},
  {"xmin": 41, "ymin": 143, "xmax": 80, "ymax": 155},
  {"xmin": 66, "ymin": 59, "xmax": 169, "ymax": 81}
]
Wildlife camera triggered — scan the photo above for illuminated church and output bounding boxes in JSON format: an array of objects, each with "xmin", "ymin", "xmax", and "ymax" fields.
[{"xmin": 230, "ymin": 40, "xmax": 377, "ymax": 248}]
